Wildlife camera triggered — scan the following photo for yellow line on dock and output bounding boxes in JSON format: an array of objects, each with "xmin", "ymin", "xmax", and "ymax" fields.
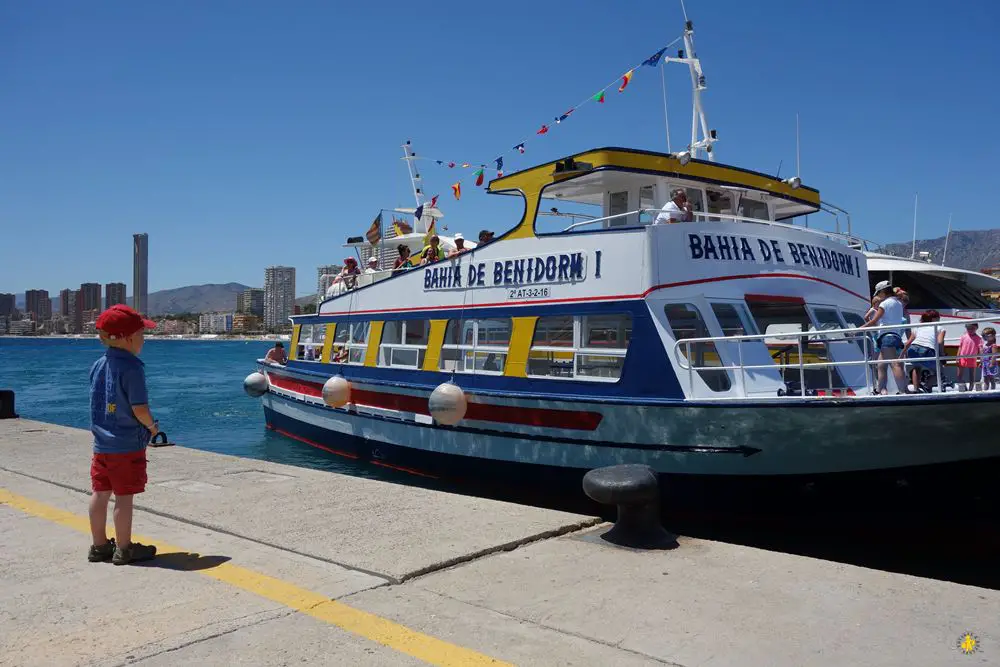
[{"xmin": 0, "ymin": 487, "xmax": 512, "ymax": 667}]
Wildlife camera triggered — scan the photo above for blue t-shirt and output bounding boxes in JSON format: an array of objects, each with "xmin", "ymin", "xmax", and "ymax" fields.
[{"xmin": 90, "ymin": 348, "xmax": 151, "ymax": 454}]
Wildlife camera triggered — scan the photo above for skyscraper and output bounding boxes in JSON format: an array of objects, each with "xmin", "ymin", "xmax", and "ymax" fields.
[
  {"xmin": 25, "ymin": 290, "xmax": 51, "ymax": 322},
  {"xmin": 79, "ymin": 283, "xmax": 102, "ymax": 311},
  {"xmin": 68, "ymin": 290, "xmax": 82, "ymax": 334},
  {"xmin": 237, "ymin": 288, "xmax": 264, "ymax": 317},
  {"xmin": 105, "ymin": 282, "xmax": 126, "ymax": 308},
  {"xmin": 316, "ymin": 265, "xmax": 341, "ymax": 305},
  {"xmin": 59, "ymin": 289, "xmax": 73, "ymax": 317},
  {"xmin": 0, "ymin": 294, "xmax": 14, "ymax": 317},
  {"xmin": 133, "ymin": 233, "xmax": 149, "ymax": 315},
  {"xmin": 264, "ymin": 266, "xmax": 295, "ymax": 330}
]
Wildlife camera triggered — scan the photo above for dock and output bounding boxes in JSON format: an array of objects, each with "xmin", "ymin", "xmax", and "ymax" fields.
[{"xmin": 1, "ymin": 418, "xmax": 997, "ymax": 666}]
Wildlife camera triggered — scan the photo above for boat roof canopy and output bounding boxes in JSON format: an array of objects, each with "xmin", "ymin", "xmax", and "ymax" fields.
[
  {"xmin": 488, "ymin": 147, "xmax": 821, "ymax": 222},
  {"xmin": 867, "ymin": 254, "xmax": 1000, "ymax": 292}
]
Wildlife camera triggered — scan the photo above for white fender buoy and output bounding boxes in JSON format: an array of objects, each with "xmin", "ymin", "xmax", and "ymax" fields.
[
  {"xmin": 244, "ymin": 372, "xmax": 268, "ymax": 398},
  {"xmin": 429, "ymin": 382, "xmax": 467, "ymax": 425},
  {"xmin": 323, "ymin": 375, "xmax": 351, "ymax": 408}
]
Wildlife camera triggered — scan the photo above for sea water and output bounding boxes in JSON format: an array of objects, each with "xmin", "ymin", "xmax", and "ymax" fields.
[{"xmin": 0, "ymin": 337, "xmax": 399, "ymax": 479}]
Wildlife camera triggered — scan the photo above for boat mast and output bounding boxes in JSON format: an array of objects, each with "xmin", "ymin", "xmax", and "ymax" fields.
[
  {"xmin": 665, "ymin": 3, "xmax": 717, "ymax": 161},
  {"xmin": 942, "ymin": 213, "xmax": 952, "ymax": 265},
  {"xmin": 910, "ymin": 193, "xmax": 918, "ymax": 259},
  {"xmin": 400, "ymin": 140, "xmax": 428, "ymax": 233}
]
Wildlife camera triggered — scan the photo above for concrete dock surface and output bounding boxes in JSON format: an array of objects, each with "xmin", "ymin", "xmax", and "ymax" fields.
[{"xmin": 1, "ymin": 418, "xmax": 997, "ymax": 666}]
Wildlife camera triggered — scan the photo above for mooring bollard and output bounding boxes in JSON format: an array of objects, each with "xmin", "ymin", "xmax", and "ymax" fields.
[
  {"xmin": 582, "ymin": 464, "xmax": 676, "ymax": 549},
  {"xmin": 0, "ymin": 390, "xmax": 17, "ymax": 420}
]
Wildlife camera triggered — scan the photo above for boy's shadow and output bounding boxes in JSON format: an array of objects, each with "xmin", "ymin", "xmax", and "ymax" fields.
[{"xmin": 134, "ymin": 551, "xmax": 231, "ymax": 571}]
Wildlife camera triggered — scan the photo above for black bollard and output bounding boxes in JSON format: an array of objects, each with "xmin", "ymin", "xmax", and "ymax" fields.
[
  {"xmin": 582, "ymin": 464, "xmax": 676, "ymax": 549},
  {"xmin": 0, "ymin": 390, "xmax": 17, "ymax": 420}
]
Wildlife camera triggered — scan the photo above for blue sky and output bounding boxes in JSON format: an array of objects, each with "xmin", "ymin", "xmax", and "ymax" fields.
[{"xmin": 3, "ymin": 0, "xmax": 998, "ymax": 296}]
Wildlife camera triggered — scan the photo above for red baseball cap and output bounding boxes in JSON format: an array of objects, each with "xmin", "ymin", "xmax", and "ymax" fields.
[{"xmin": 95, "ymin": 305, "xmax": 156, "ymax": 339}]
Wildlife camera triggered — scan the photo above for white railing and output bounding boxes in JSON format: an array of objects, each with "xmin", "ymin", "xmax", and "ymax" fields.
[
  {"xmin": 671, "ymin": 315, "xmax": 1000, "ymax": 400},
  {"xmin": 558, "ymin": 208, "xmax": 872, "ymax": 249}
]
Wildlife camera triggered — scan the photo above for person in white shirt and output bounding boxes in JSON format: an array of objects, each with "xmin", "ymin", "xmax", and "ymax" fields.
[
  {"xmin": 902, "ymin": 310, "xmax": 944, "ymax": 391},
  {"xmin": 654, "ymin": 188, "xmax": 694, "ymax": 225},
  {"xmin": 364, "ymin": 256, "xmax": 380, "ymax": 274},
  {"xmin": 858, "ymin": 280, "xmax": 908, "ymax": 394}
]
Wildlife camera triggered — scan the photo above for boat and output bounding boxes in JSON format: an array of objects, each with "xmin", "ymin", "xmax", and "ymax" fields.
[
  {"xmin": 250, "ymin": 19, "xmax": 1000, "ymax": 489},
  {"xmin": 865, "ymin": 252, "xmax": 1000, "ymax": 347}
]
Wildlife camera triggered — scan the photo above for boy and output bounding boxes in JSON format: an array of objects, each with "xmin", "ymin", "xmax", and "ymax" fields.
[{"xmin": 88, "ymin": 305, "xmax": 159, "ymax": 565}]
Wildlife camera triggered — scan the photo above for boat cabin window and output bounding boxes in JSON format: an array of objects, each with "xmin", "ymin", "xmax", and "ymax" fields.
[
  {"xmin": 868, "ymin": 271, "xmax": 994, "ymax": 310},
  {"xmin": 334, "ymin": 321, "xmax": 369, "ymax": 365},
  {"xmin": 440, "ymin": 317, "xmax": 512, "ymax": 375},
  {"xmin": 745, "ymin": 298, "xmax": 846, "ymax": 390},
  {"xmin": 378, "ymin": 320, "xmax": 429, "ymax": 369},
  {"xmin": 663, "ymin": 304, "xmax": 731, "ymax": 392},
  {"xmin": 527, "ymin": 314, "xmax": 632, "ymax": 381},
  {"xmin": 297, "ymin": 324, "xmax": 325, "ymax": 362},
  {"xmin": 737, "ymin": 196, "xmax": 769, "ymax": 222}
]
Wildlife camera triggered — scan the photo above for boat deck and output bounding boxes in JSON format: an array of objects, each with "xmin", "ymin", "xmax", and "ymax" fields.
[{"xmin": 2, "ymin": 418, "xmax": 997, "ymax": 666}]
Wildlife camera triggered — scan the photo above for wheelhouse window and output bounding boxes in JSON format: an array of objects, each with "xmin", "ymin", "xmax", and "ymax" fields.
[
  {"xmin": 379, "ymin": 320, "xmax": 429, "ymax": 369},
  {"xmin": 737, "ymin": 196, "xmax": 769, "ymax": 222},
  {"xmin": 440, "ymin": 317, "xmax": 512, "ymax": 374},
  {"xmin": 663, "ymin": 304, "xmax": 731, "ymax": 392},
  {"xmin": 527, "ymin": 314, "xmax": 632, "ymax": 381}
]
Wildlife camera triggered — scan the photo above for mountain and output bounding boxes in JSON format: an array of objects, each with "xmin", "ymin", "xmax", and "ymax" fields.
[
  {"xmin": 129, "ymin": 283, "xmax": 252, "ymax": 316},
  {"xmin": 881, "ymin": 230, "xmax": 1000, "ymax": 272}
]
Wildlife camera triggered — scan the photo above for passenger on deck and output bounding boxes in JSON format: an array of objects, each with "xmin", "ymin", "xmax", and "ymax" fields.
[
  {"xmin": 857, "ymin": 281, "xmax": 908, "ymax": 394},
  {"xmin": 478, "ymin": 229, "xmax": 495, "ymax": 245},
  {"xmin": 902, "ymin": 310, "xmax": 944, "ymax": 392},
  {"xmin": 332, "ymin": 345, "xmax": 348, "ymax": 363},
  {"xmin": 330, "ymin": 258, "xmax": 360, "ymax": 292},
  {"xmin": 448, "ymin": 233, "xmax": 468, "ymax": 258},
  {"xmin": 420, "ymin": 235, "xmax": 442, "ymax": 265},
  {"xmin": 654, "ymin": 189, "xmax": 694, "ymax": 224},
  {"xmin": 364, "ymin": 256, "xmax": 380, "ymax": 274},
  {"xmin": 264, "ymin": 342, "xmax": 287, "ymax": 365},
  {"xmin": 393, "ymin": 245, "xmax": 413, "ymax": 271}
]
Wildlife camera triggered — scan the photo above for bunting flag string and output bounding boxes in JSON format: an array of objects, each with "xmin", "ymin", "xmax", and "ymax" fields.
[{"xmin": 411, "ymin": 35, "xmax": 685, "ymax": 199}]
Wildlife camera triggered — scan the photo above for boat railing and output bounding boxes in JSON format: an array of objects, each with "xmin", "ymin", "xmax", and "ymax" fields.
[
  {"xmin": 671, "ymin": 315, "xmax": 1000, "ymax": 400},
  {"xmin": 559, "ymin": 208, "xmax": 874, "ymax": 248}
]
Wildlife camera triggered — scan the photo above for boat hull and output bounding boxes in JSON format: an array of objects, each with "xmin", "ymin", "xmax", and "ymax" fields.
[{"xmin": 261, "ymin": 383, "xmax": 1000, "ymax": 478}]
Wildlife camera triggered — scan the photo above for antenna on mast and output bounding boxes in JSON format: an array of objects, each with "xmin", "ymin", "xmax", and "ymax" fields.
[
  {"xmin": 942, "ymin": 214, "xmax": 952, "ymax": 266},
  {"xmin": 663, "ymin": 9, "xmax": 717, "ymax": 161},
  {"xmin": 795, "ymin": 113, "xmax": 801, "ymax": 178},
  {"xmin": 910, "ymin": 193, "xmax": 919, "ymax": 259},
  {"xmin": 400, "ymin": 140, "xmax": 424, "ymax": 208}
]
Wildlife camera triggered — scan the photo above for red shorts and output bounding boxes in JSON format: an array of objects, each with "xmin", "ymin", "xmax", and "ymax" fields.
[{"xmin": 91, "ymin": 451, "xmax": 147, "ymax": 495}]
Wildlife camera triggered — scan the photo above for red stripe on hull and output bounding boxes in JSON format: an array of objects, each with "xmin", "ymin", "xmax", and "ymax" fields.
[
  {"xmin": 265, "ymin": 373, "xmax": 603, "ymax": 431},
  {"xmin": 265, "ymin": 423, "xmax": 359, "ymax": 459}
]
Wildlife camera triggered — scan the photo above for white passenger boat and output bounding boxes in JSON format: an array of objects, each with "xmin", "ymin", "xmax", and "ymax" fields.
[{"xmin": 250, "ymin": 20, "xmax": 1000, "ymax": 487}]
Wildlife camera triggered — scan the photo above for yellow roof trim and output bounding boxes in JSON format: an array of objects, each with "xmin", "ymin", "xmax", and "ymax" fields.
[{"xmin": 488, "ymin": 147, "xmax": 821, "ymax": 240}]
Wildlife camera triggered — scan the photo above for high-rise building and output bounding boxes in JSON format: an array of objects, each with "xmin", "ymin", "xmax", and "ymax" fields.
[
  {"xmin": 316, "ymin": 265, "xmax": 341, "ymax": 305},
  {"xmin": 133, "ymin": 233, "xmax": 149, "ymax": 315},
  {"xmin": 79, "ymin": 283, "xmax": 102, "ymax": 312},
  {"xmin": 59, "ymin": 289, "xmax": 73, "ymax": 317},
  {"xmin": 25, "ymin": 290, "xmax": 51, "ymax": 322},
  {"xmin": 198, "ymin": 312, "xmax": 234, "ymax": 334},
  {"xmin": 67, "ymin": 290, "xmax": 82, "ymax": 334},
  {"xmin": 232, "ymin": 313, "xmax": 262, "ymax": 334},
  {"xmin": 264, "ymin": 266, "xmax": 295, "ymax": 330},
  {"xmin": 237, "ymin": 288, "xmax": 265, "ymax": 316},
  {"xmin": 105, "ymin": 282, "xmax": 126, "ymax": 309},
  {"xmin": 0, "ymin": 294, "xmax": 14, "ymax": 317}
]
